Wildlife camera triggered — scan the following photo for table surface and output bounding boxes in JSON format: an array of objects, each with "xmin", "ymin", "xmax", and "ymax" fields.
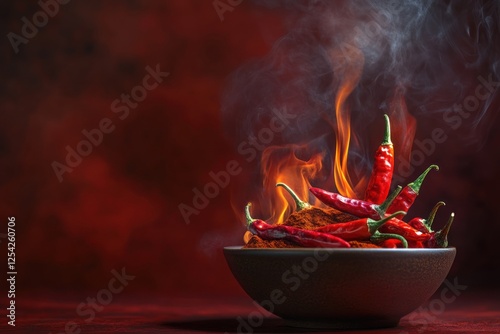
[{"xmin": 3, "ymin": 291, "xmax": 500, "ymax": 333}]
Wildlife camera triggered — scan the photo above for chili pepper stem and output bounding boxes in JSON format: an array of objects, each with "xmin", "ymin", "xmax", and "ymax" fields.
[
  {"xmin": 371, "ymin": 232, "xmax": 409, "ymax": 248},
  {"xmin": 434, "ymin": 213, "xmax": 454, "ymax": 247},
  {"xmin": 377, "ymin": 185, "xmax": 402, "ymax": 215},
  {"xmin": 427, "ymin": 201, "xmax": 446, "ymax": 229},
  {"xmin": 409, "ymin": 165, "xmax": 439, "ymax": 193},
  {"xmin": 245, "ymin": 203, "xmax": 255, "ymax": 227},
  {"xmin": 382, "ymin": 114, "xmax": 392, "ymax": 145},
  {"xmin": 367, "ymin": 210, "xmax": 407, "ymax": 234},
  {"xmin": 276, "ymin": 182, "xmax": 311, "ymax": 211}
]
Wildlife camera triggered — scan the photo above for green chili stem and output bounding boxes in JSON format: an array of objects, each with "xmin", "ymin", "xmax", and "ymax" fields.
[
  {"xmin": 245, "ymin": 203, "xmax": 254, "ymax": 227},
  {"xmin": 434, "ymin": 212, "xmax": 454, "ymax": 248},
  {"xmin": 276, "ymin": 182, "xmax": 311, "ymax": 211},
  {"xmin": 382, "ymin": 114, "xmax": 392, "ymax": 146},
  {"xmin": 426, "ymin": 201, "xmax": 446, "ymax": 229},
  {"xmin": 408, "ymin": 165, "xmax": 439, "ymax": 194},
  {"xmin": 371, "ymin": 232, "xmax": 409, "ymax": 248},
  {"xmin": 378, "ymin": 185, "xmax": 402, "ymax": 215},
  {"xmin": 367, "ymin": 210, "xmax": 406, "ymax": 234}
]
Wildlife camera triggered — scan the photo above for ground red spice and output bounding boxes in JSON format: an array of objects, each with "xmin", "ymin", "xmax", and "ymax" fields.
[
  {"xmin": 243, "ymin": 206, "xmax": 377, "ymax": 249},
  {"xmin": 349, "ymin": 240, "xmax": 380, "ymax": 248},
  {"xmin": 244, "ymin": 235, "xmax": 298, "ymax": 248},
  {"xmin": 283, "ymin": 207, "xmax": 356, "ymax": 229}
]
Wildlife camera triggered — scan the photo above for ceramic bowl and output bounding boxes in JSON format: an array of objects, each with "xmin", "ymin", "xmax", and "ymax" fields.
[{"xmin": 223, "ymin": 246, "xmax": 456, "ymax": 329}]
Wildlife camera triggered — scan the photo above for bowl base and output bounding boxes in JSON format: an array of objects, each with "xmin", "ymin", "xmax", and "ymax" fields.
[{"xmin": 284, "ymin": 318, "xmax": 400, "ymax": 330}]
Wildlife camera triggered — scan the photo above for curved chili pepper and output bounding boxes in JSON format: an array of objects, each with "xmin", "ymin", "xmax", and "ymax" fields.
[
  {"xmin": 376, "ymin": 212, "xmax": 454, "ymax": 248},
  {"xmin": 386, "ymin": 164, "xmax": 439, "ymax": 219},
  {"xmin": 425, "ymin": 213, "xmax": 454, "ymax": 248},
  {"xmin": 378, "ymin": 238, "xmax": 422, "ymax": 248},
  {"xmin": 245, "ymin": 203, "xmax": 350, "ymax": 248},
  {"xmin": 276, "ymin": 182, "xmax": 311, "ymax": 211},
  {"xmin": 314, "ymin": 211, "xmax": 405, "ymax": 241},
  {"xmin": 309, "ymin": 185, "xmax": 401, "ymax": 219},
  {"xmin": 379, "ymin": 238, "xmax": 402, "ymax": 248},
  {"xmin": 370, "ymin": 232, "xmax": 408, "ymax": 248},
  {"xmin": 364, "ymin": 114, "xmax": 394, "ymax": 204},
  {"xmin": 378, "ymin": 218, "xmax": 432, "ymax": 241},
  {"xmin": 408, "ymin": 201, "xmax": 445, "ymax": 233},
  {"xmin": 310, "ymin": 187, "xmax": 379, "ymax": 218}
]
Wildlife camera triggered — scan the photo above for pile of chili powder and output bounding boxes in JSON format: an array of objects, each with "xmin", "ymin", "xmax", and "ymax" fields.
[{"xmin": 245, "ymin": 206, "xmax": 379, "ymax": 248}]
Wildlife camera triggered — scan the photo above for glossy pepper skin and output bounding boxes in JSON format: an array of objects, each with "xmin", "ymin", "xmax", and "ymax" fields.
[
  {"xmin": 314, "ymin": 211, "xmax": 405, "ymax": 241},
  {"xmin": 386, "ymin": 165, "xmax": 439, "ymax": 219},
  {"xmin": 378, "ymin": 213, "xmax": 454, "ymax": 248},
  {"xmin": 407, "ymin": 218, "xmax": 429, "ymax": 233},
  {"xmin": 365, "ymin": 114, "xmax": 394, "ymax": 204},
  {"xmin": 408, "ymin": 201, "xmax": 445, "ymax": 233},
  {"xmin": 309, "ymin": 185, "xmax": 400, "ymax": 220},
  {"xmin": 370, "ymin": 232, "xmax": 409, "ymax": 248},
  {"xmin": 245, "ymin": 203, "xmax": 350, "ymax": 248},
  {"xmin": 380, "ymin": 239, "xmax": 423, "ymax": 248},
  {"xmin": 380, "ymin": 238, "xmax": 402, "ymax": 248},
  {"xmin": 310, "ymin": 188, "xmax": 380, "ymax": 219},
  {"xmin": 378, "ymin": 218, "xmax": 432, "ymax": 241}
]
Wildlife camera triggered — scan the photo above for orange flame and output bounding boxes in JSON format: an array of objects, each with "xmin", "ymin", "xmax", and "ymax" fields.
[
  {"xmin": 331, "ymin": 42, "xmax": 365, "ymax": 199},
  {"xmin": 260, "ymin": 146, "xmax": 324, "ymax": 224},
  {"xmin": 254, "ymin": 42, "xmax": 416, "ymax": 226}
]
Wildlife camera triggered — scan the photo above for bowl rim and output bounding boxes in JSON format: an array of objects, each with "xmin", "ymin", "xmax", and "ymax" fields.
[{"xmin": 224, "ymin": 246, "xmax": 456, "ymax": 253}]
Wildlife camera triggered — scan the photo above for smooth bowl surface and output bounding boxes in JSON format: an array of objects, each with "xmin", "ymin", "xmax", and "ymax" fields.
[{"xmin": 223, "ymin": 247, "xmax": 456, "ymax": 329}]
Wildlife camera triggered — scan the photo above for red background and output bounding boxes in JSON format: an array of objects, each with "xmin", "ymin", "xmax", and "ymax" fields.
[{"xmin": 1, "ymin": 0, "xmax": 500, "ymax": 306}]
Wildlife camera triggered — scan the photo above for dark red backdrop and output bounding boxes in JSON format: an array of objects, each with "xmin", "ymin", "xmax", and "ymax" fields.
[{"xmin": 1, "ymin": 0, "xmax": 499, "ymax": 306}]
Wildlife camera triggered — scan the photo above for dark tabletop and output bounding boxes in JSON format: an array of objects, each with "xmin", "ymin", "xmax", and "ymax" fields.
[{"xmin": 3, "ymin": 290, "xmax": 500, "ymax": 333}]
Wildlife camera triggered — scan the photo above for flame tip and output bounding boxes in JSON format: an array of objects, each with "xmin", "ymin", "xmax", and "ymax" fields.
[{"xmin": 261, "ymin": 146, "xmax": 324, "ymax": 224}]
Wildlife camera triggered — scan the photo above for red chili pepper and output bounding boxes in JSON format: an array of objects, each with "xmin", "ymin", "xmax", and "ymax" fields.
[
  {"xmin": 245, "ymin": 203, "xmax": 350, "ymax": 248},
  {"xmin": 407, "ymin": 218, "xmax": 428, "ymax": 233},
  {"xmin": 379, "ymin": 238, "xmax": 402, "ymax": 248},
  {"xmin": 425, "ymin": 213, "xmax": 454, "ymax": 248},
  {"xmin": 385, "ymin": 165, "xmax": 439, "ymax": 219},
  {"xmin": 408, "ymin": 201, "xmax": 445, "ymax": 233},
  {"xmin": 371, "ymin": 232, "xmax": 408, "ymax": 248},
  {"xmin": 314, "ymin": 211, "xmax": 405, "ymax": 241},
  {"xmin": 410, "ymin": 240, "xmax": 424, "ymax": 248},
  {"xmin": 309, "ymin": 185, "xmax": 401, "ymax": 220},
  {"xmin": 364, "ymin": 114, "xmax": 394, "ymax": 204},
  {"xmin": 379, "ymin": 239, "xmax": 423, "ymax": 248},
  {"xmin": 378, "ymin": 218, "xmax": 432, "ymax": 241}
]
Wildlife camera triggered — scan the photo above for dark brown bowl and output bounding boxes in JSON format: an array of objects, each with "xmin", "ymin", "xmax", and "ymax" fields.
[{"xmin": 223, "ymin": 246, "xmax": 456, "ymax": 329}]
